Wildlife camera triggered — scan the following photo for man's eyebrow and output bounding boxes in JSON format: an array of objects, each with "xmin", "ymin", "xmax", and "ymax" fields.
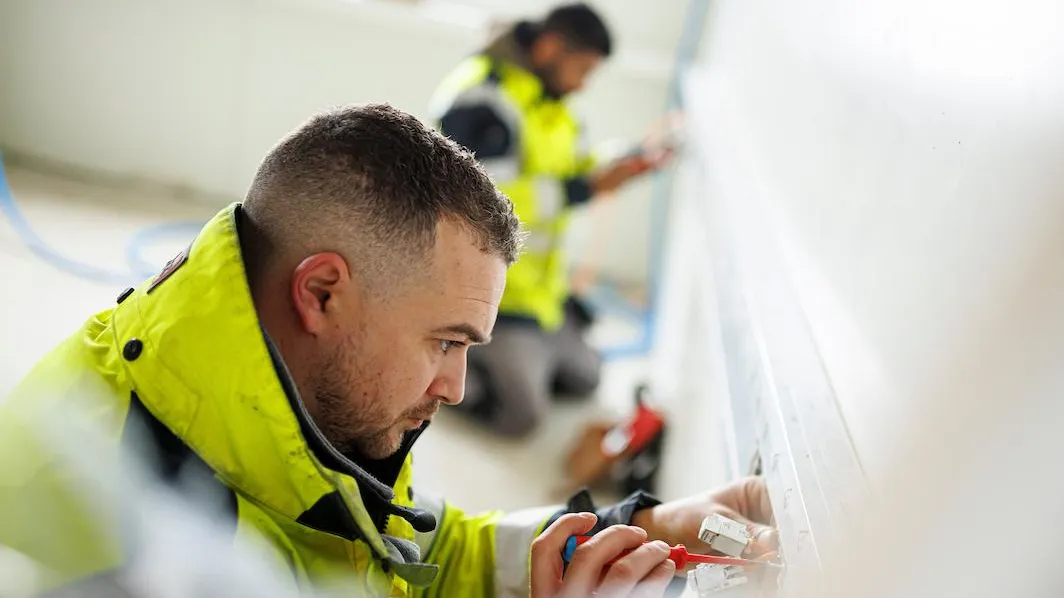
[{"xmin": 434, "ymin": 324, "xmax": 490, "ymax": 345}]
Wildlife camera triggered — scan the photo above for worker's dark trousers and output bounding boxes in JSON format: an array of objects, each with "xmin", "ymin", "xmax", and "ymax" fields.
[{"xmin": 461, "ymin": 302, "xmax": 601, "ymax": 437}]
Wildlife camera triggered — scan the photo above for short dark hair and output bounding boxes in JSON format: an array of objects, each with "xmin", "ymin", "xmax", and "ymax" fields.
[
  {"xmin": 542, "ymin": 3, "xmax": 612, "ymax": 57},
  {"xmin": 243, "ymin": 104, "xmax": 521, "ymax": 291}
]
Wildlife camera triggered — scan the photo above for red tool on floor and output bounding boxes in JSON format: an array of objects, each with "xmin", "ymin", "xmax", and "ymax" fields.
[{"xmin": 562, "ymin": 384, "xmax": 667, "ymax": 495}]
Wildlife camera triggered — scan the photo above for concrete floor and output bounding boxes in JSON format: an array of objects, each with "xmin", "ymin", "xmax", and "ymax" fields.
[{"xmin": 0, "ymin": 162, "xmax": 655, "ymax": 514}]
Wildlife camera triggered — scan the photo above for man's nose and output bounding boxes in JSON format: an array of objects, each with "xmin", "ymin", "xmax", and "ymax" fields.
[{"xmin": 431, "ymin": 352, "xmax": 467, "ymax": 406}]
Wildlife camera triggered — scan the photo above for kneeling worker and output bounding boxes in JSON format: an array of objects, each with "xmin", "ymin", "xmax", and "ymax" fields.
[
  {"xmin": 0, "ymin": 104, "xmax": 773, "ymax": 597},
  {"xmin": 432, "ymin": 3, "xmax": 669, "ymax": 437}
]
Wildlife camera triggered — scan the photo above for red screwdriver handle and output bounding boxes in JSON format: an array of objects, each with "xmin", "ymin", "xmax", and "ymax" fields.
[{"xmin": 565, "ymin": 536, "xmax": 766, "ymax": 569}]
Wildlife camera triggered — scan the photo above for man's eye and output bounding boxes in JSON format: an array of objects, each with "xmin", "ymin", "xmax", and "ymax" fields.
[{"xmin": 439, "ymin": 340, "xmax": 464, "ymax": 354}]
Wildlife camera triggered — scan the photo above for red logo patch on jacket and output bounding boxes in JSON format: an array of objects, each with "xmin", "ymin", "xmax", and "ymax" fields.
[{"xmin": 147, "ymin": 246, "xmax": 190, "ymax": 294}]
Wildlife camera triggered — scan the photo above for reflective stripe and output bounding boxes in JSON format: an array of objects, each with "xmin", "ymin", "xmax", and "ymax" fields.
[
  {"xmin": 576, "ymin": 118, "xmax": 591, "ymax": 157},
  {"xmin": 493, "ymin": 505, "xmax": 559, "ymax": 598},
  {"xmin": 534, "ymin": 176, "xmax": 564, "ymax": 221},
  {"xmin": 522, "ymin": 228, "xmax": 555, "ymax": 253},
  {"xmin": 411, "ymin": 490, "xmax": 446, "ymax": 557},
  {"xmin": 447, "ymin": 83, "xmax": 522, "ymax": 135},
  {"xmin": 481, "ymin": 157, "xmax": 520, "ymax": 182},
  {"xmin": 440, "ymin": 82, "xmax": 524, "ymax": 187}
]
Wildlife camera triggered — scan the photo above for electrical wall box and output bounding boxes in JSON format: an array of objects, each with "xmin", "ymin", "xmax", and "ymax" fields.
[{"xmin": 698, "ymin": 514, "xmax": 751, "ymax": 558}]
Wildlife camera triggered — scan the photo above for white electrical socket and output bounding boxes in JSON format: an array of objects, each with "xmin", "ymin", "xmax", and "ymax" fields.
[
  {"xmin": 687, "ymin": 564, "xmax": 748, "ymax": 595},
  {"xmin": 698, "ymin": 513, "xmax": 752, "ymax": 558}
]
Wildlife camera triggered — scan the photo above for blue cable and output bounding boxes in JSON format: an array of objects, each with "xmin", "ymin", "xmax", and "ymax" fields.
[
  {"xmin": 598, "ymin": 0, "xmax": 711, "ymax": 362},
  {"xmin": 0, "ymin": 152, "xmax": 203, "ymax": 286},
  {"xmin": 125, "ymin": 220, "xmax": 204, "ymax": 280}
]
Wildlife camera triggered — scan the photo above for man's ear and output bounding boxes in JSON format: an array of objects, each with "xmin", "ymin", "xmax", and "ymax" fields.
[
  {"xmin": 290, "ymin": 252, "xmax": 353, "ymax": 335},
  {"xmin": 531, "ymin": 31, "xmax": 566, "ymax": 64}
]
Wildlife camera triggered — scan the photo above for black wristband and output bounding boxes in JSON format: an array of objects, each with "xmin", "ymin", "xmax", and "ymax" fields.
[
  {"xmin": 546, "ymin": 488, "xmax": 662, "ymax": 533},
  {"xmin": 563, "ymin": 176, "xmax": 594, "ymax": 206}
]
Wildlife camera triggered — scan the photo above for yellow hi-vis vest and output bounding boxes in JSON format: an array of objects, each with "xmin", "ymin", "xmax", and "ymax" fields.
[
  {"xmin": 0, "ymin": 204, "xmax": 560, "ymax": 597},
  {"xmin": 431, "ymin": 55, "xmax": 596, "ymax": 331}
]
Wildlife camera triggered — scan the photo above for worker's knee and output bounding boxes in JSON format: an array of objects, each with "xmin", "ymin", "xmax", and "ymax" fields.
[
  {"xmin": 561, "ymin": 360, "xmax": 601, "ymax": 396},
  {"xmin": 491, "ymin": 382, "xmax": 549, "ymax": 437},
  {"xmin": 553, "ymin": 349, "xmax": 602, "ymax": 397},
  {"xmin": 470, "ymin": 337, "xmax": 553, "ymax": 437},
  {"xmin": 493, "ymin": 405, "xmax": 546, "ymax": 437}
]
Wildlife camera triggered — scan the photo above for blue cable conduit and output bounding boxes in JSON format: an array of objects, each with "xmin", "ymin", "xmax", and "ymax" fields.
[
  {"xmin": 0, "ymin": 151, "xmax": 204, "ymax": 286},
  {"xmin": 597, "ymin": 0, "xmax": 711, "ymax": 361}
]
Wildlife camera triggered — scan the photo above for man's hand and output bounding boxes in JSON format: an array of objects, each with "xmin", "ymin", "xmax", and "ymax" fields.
[
  {"xmin": 630, "ymin": 476, "xmax": 779, "ymax": 560},
  {"xmin": 589, "ymin": 154, "xmax": 662, "ymax": 196},
  {"xmin": 531, "ymin": 513, "xmax": 675, "ymax": 598}
]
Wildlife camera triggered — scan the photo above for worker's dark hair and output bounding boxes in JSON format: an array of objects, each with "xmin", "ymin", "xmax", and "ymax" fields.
[
  {"xmin": 541, "ymin": 3, "xmax": 612, "ymax": 57},
  {"xmin": 243, "ymin": 104, "xmax": 522, "ymax": 292}
]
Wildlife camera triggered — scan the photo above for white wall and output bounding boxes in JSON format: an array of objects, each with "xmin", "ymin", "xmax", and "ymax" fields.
[
  {"xmin": 683, "ymin": 0, "xmax": 1064, "ymax": 488},
  {"xmin": 0, "ymin": 0, "xmax": 673, "ymax": 281}
]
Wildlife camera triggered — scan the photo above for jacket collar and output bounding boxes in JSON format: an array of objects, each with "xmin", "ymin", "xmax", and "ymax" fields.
[
  {"xmin": 111, "ymin": 204, "xmax": 436, "ymax": 584},
  {"xmin": 483, "ymin": 22, "xmax": 536, "ymax": 73},
  {"xmin": 482, "ymin": 22, "xmax": 557, "ymax": 105}
]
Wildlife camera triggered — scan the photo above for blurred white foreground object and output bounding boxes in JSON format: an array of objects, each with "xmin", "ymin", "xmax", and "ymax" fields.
[
  {"xmin": 0, "ymin": 397, "xmax": 320, "ymax": 598},
  {"xmin": 678, "ymin": 0, "xmax": 1064, "ymax": 595}
]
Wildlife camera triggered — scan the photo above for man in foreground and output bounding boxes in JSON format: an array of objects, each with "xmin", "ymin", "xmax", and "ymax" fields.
[{"xmin": 0, "ymin": 104, "xmax": 773, "ymax": 597}]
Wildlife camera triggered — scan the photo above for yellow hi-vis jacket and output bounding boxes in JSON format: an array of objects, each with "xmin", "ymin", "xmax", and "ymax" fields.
[
  {"xmin": 0, "ymin": 204, "xmax": 577, "ymax": 597},
  {"xmin": 432, "ymin": 29, "xmax": 597, "ymax": 331}
]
